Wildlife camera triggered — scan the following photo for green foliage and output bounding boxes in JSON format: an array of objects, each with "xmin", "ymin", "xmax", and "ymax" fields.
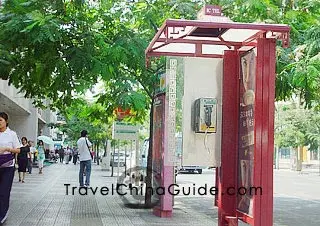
[
  {"xmin": 1, "ymin": 0, "xmax": 320, "ymax": 151},
  {"xmin": 0, "ymin": 0, "xmax": 119, "ymax": 108},
  {"xmin": 57, "ymin": 99, "xmax": 110, "ymax": 146},
  {"xmin": 275, "ymin": 102, "xmax": 320, "ymax": 149},
  {"xmin": 2, "ymin": 0, "xmax": 319, "ymax": 111}
]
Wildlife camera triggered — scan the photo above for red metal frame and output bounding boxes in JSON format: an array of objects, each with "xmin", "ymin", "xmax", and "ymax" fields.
[
  {"xmin": 146, "ymin": 19, "xmax": 290, "ymax": 62},
  {"xmin": 148, "ymin": 51, "xmax": 223, "ymax": 58},
  {"xmin": 152, "ymin": 93, "xmax": 173, "ymax": 217},
  {"xmin": 163, "ymin": 19, "xmax": 290, "ymax": 31},
  {"xmin": 155, "ymin": 38, "xmax": 246, "ymax": 48},
  {"xmin": 254, "ymin": 38, "xmax": 276, "ymax": 226},
  {"xmin": 218, "ymin": 50, "xmax": 240, "ymax": 225}
]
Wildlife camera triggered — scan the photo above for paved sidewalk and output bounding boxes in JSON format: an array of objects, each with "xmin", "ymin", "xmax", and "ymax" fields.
[{"xmin": 4, "ymin": 163, "xmax": 218, "ymax": 226}]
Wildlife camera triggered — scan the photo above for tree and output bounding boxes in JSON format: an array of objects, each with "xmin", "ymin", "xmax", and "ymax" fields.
[
  {"xmin": 275, "ymin": 101, "xmax": 320, "ymax": 170},
  {"xmin": 0, "ymin": 0, "xmax": 132, "ymax": 109},
  {"xmin": 1, "ymin": 0, "xmax": 320, "ymax": 206},
  {"xmin": 54, "ymin": 99, "xmax": 110, "ymax": 160}
]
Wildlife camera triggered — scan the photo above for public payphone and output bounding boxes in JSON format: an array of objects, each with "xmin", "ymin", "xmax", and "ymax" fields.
[{"xmin": 193, "ymin": 98, "xmax": 217, "ymax": 133}]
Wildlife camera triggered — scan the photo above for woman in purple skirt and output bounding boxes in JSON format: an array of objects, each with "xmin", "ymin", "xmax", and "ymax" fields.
[{"xmin": 0, "ymin": 112, "xmax": 21, "ymax": 224}]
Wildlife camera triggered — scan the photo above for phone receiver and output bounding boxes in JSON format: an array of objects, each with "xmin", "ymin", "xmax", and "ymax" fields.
[{"xmin": 204, "ymin": 105, "xmax": 213, "ymax": 127}]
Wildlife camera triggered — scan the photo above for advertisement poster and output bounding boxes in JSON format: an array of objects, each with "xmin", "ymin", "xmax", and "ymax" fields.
[
  {"xmin": 152, "ymin": 94, "xmax": 165, "ymax": 204},
  {"xmin": 237, "ymin": 50, "xmax": 256, "ymax": 216}
]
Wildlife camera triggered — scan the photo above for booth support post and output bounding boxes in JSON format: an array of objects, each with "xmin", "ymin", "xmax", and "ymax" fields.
[
  {"xmin": 253, "ymin": 38, "xmax": 276, "ymax": 226},
  {"xmin": 217, "ymin": 50, "xmax": 240, "ymax": 226},
  {"xmin": 153, "ymin": 93, "xmax": 174, "ymax": 218}
]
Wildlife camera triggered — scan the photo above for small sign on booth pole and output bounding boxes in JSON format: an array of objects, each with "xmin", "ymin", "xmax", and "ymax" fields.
[{"xmin": 112, "ymin": 122, "xmax": 139, "ymax": 140}]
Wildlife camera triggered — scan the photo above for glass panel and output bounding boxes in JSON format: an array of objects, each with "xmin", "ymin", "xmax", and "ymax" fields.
[
  {"xmin": 202, "ymin": 44, "xmax": 232, "ymax": 55},
  {"xmin": 156, "ymin": 43, "xmax": 195, "ymax": 53},
  {"xmin": 222, "ymin": 29, "xmax": 260, "ymax": 42}
]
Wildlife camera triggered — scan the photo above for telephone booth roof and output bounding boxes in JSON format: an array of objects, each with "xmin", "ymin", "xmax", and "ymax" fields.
[{"xmin": 145, "ymin": 19, "xmax": 290, "ymax": 62}]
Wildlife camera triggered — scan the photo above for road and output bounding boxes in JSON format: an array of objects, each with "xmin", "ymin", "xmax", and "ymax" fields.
[{"xmin": 174, "ymin": 168, "xmax": 320, "ymax": 226}]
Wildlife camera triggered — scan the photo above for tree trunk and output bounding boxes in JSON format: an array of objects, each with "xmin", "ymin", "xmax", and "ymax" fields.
[
  {"xmin": 97, "ymin": 143, "xmax": 100, "ymax": 165},
  {"xmin": 103, "ymin": 139, "xmax": 107, "ymax": 157},
  {"xmin": 294, "ymin": 94, "xmax": 303, "ymax": 171},
  {"xmin": 290, "ymin": 147, "xmax": 296, "ymax": 170},
  {"xmin": 275, "ymin": 145, "xmax": 280, "ymax": 170},
  {"xmin": 124, "ymin": 145, "xmax": 127, "ymax": 176},
  {"xmin": 111, "ymin": 143, "xmax": 115, "ymax": 177},
  {"xmin": 145, "ymin": 98, "xmax": 154, "ymax": 207},
  {"xmin": 318, "ymin": 146, "xmax": 320, "ymax": 176},
  {"xmin": 296, "ymin": 146, "xmax": 303, "ymax": 171}
]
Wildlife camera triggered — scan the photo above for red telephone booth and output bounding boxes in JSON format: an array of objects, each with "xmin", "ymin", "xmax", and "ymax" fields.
[{"xmin": 145, "ymin": 5, "xmax": 290, "ymax": 226}]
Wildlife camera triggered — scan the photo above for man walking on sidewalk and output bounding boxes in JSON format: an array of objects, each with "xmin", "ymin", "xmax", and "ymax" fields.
[
  {"xmin": 59, "ymin": 147, "xmax": 64, "ymax": 163},
  {"xmin": 77, "ymin": 130, "xmax": 92, "ymax": 187}
]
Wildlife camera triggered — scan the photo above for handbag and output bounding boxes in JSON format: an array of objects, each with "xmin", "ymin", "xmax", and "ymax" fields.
[
  {"xmin": 85, "ymin": 138, "xmax": 93, "ymax": 160},
  {"xmin": 0, "ymin": 153, "xmax": 14, "ymax": 166}
]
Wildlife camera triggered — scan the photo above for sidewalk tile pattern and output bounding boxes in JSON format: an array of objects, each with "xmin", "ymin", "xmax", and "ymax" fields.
[{"xmin": 5, "ymin": 164, "xmax": 218, "ymax": 226}]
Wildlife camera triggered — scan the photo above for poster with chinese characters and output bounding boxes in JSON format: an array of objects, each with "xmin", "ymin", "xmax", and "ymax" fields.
[
  {"xmin": 237, "ymin": 50, "xmax": 256, "ymax": 216},
  {"xmin": 152, "ymin": 93, "xmax": 165, "ymax": 205}
]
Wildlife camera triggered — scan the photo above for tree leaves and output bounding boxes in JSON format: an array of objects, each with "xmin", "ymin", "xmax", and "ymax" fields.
[
  {"xmin": 0, "ymin": 0, "xmax": 117, "ymax": 109},
  {"xmin": 275, "ymin": 102, "xmax": 320, "ymax": 150},
  {"xmin": 1, "ymin": 0, "xmax": 320, "ymax": 121}
]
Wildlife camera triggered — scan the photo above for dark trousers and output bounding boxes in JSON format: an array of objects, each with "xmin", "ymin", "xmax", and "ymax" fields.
[
  {"xmin": 79, "ymin": 160, "xmax": 91, "ymax": 186},
  {"xmin": 0, "ymin": 167, "xmax": 14, "ymax": 223},
  {"xmin": 59, "ymin": 154, "xmax": 64, "ymax": 163},
  {"xmin": 73, "ymin": 155, "xmax": 77, "ymax": 165},
  {"xmin": 27, "ymin": 159, "xmax": 32, "ymax": 174}
]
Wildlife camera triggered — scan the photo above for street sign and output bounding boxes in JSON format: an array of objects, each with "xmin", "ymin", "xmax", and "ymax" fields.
[{"xmin": 112, "ymin": 122, "xmax": 139, "ymax": 140}]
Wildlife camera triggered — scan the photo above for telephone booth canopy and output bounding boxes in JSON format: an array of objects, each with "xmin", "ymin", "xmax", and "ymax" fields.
[
  {"xmin": 145, "ymin": 19, "xmax": 289, "ymax": 61},
  {"xmin": 145, "ymin": 5, "xmax": 290, "ymax": 226}
]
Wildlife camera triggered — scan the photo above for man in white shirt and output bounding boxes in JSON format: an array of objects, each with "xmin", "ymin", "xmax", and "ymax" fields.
[
  {"xmin": 77, "ymin": 130, "xmax": 92, "ymax": 187},
  {"xmin": 64, "ymin": 147, "xmax": 70, "ymax": 164}
]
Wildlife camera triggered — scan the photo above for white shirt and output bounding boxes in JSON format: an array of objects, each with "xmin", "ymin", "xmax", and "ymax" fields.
[
  {"xmin": 0, "ymin": 127, "xmax": 21, "ymax": 167},
  {"xmin": 77, "ymin": 137, "xmax": 92, "ymax": 161},
  {"xmin": 29, "ymin": 147, "xmax": 36, "ymax": 159},
  {"xmin": 64, "ymin": 148, "xmax": 71, "ymax": 155}
]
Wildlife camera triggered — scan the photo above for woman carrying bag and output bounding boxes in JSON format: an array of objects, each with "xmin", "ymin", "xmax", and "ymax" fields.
[{"xmin": 0, "ymin": 112, "xmax": 21, "ymax": 224}]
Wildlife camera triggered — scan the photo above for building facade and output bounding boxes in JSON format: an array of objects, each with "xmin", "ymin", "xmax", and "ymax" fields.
[{"xmin": 0, "ymin": 79, "xmax": 57, "ymax": 148}]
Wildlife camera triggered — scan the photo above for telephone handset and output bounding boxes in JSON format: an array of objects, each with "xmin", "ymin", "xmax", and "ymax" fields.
[
  {"xmin": 204, "ymin": 105, "xmax": 213, "ymax": 127},
  {"xmin": 193, "ymin": 98, "xmax": 217, "ymax": 133}
]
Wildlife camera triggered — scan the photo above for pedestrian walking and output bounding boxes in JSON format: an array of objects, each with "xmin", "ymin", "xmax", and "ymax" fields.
[
  {"xmin": 59, "ymin": 147, "xmax": 64, "ymax": 163},
  {"xmin": 45, "ymin": 148, "xmax": 49, "ymax": 160},
  {"xmin": 73, "ymin": 148, "xmax": 78, "ymax": 165},
  {"xmin": 37, "ymin": 140, "xmax": 45, "ymax": 174},
  {"xmin": 0, "ymin": 112, "xmax": 21, "ymax": 224},
  {"xmin": 68, "ymin": 147, "xmax": 72, "ymax": 162},
  {"xmin": 27, "ymin": 141, "xmax": 35, "ymax": 174},
  {"xmin": 33, "ymin": 148, "xmax": 38, "ymax": 164},
  {"xmin": 77, "ymin": 130, "xmax": 92, "ymax": 187},
  {"xmin": 17, "ymin": 137, "xmax": 30, "ymax": 183},
  {"xmin": 64, "ymin": 147, "xmax": 70, "ymax": 164}
]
